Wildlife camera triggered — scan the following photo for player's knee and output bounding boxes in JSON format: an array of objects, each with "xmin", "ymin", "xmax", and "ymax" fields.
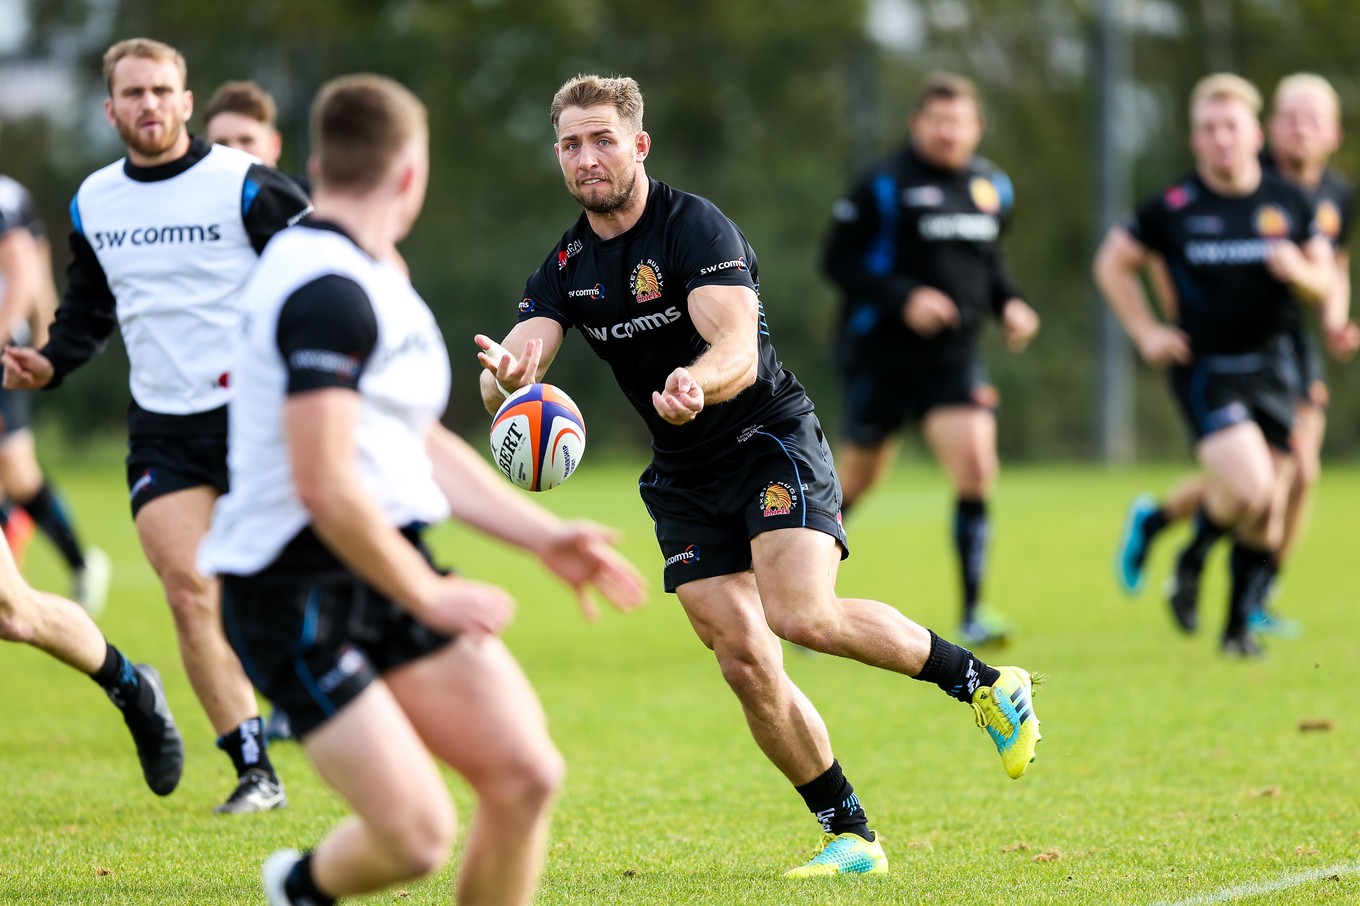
[
  {"xmin": 0, "ymin": 592, "xmax": 36, "ymax": 643},
  {"xmin": 161, "ymin": 571, "xmax": 216, "ymax": 627},
  {"xmin": 714, "ymin": 645, "xmax": 780, "ymax": 704},
  {"xmin": 1294, "ymin": 453, "xmax": 1321, "ymax": 488},
  {"xmin": 766, "ymin": 608, "xmax": 836, "ymax": 654},
  {"xmin": 386, "ymin": 798, "xmax": 457, "ymax": 879}
]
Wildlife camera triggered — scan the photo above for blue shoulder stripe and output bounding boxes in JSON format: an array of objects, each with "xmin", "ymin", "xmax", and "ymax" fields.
[
  {"xmin": 992, "ymin": 171, "xmax": 1015, "ymax": 214},
  {"xmin": 241, "ymin": 177, "xmax": 262, "ymax": 218},
  {"xmin": 69, "ymin": 196, "xmax": 84, "ymax": 235},
  {"xmin": 865, "ymin": 172, "xmax": 898, "ymax": 276}
]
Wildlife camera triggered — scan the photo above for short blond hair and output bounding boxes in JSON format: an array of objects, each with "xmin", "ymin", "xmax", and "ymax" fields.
[
  {"xmin": 102, "ymin": 38, "xmax": 187, "ymax": 95},
  {"xmin": 1190, "ymin": 73, "xmax": 1262, "ymax": 122},
  {"xmin": 550, "ymin": 74, "xmax": 644, "ymax": 135},
  {"xmin": 311, "ymin": 73, "xmax": 427, "ymax": 192},
  {"xmin": 1273, "ymin": 72, "xmax": 1341, "ymax": 120}
]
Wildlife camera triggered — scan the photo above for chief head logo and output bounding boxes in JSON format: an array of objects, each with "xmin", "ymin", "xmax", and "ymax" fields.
[
  {"xmin": 969, "ymin": 177, "xmax": 1001, "ymax": 214},
  {"xmin": 632, "ymin": 259, "xmax": 664, "ymax": 304},
  {"xmin": 760, "ymin": 482, "xmax": 795, "ymax": 517},
  {"xmin": 1315, "ymin": 200, "xmax": 1342, "ymax": 240},
  {"xmin": 1254, "ymin": 204, "xmax": 1291, "ymax": 239}
]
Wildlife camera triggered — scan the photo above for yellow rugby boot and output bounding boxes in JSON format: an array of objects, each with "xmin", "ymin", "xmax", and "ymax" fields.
[
  {"xmin": 972, "ymin": 666, "xmax": 1043, "ymax": 779},
  {"xmin": 784, "ymin": 831, "xmax": 888, "ymax": 878}
]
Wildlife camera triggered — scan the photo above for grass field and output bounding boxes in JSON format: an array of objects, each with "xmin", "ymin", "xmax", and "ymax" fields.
[{"xmin": 2, "ymin": 448, "xmax": 1358, "ymax": 905}]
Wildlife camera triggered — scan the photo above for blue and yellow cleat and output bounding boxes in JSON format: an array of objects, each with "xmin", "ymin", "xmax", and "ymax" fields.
[
  {"xmin": 1116, "ymin": 494, "xmax": 1159, "ymax": 595},
  {"xmin": 784, "ymin": 831, "xmax": 888, "ymax": 878},
  {"xmin": 972, "ymin": 666, "xmax": 1043, "ymax": 780}
]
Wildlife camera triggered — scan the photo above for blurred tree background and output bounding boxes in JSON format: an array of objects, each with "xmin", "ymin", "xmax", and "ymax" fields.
[{"xmin": 3, "ymin": 0, "xmax": 1358, "ymax": 461}]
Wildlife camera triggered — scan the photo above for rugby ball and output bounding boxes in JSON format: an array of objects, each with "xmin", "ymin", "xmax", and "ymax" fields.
[{"xmin": 490, "ymin": 383, "xmax": 586, "ymax": 491}]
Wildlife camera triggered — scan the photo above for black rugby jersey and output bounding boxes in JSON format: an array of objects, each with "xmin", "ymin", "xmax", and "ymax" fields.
[
  {"xmin": 1129, "ymin": 171, "xmax": 1316, "ymax": 356},
  {"xmin": 822, "ymin": 146, "xmax": 1024, "ymax": 371},
  {"xmin": 517, "ymin": 178, "xmax": 812, "ymax": 471}
]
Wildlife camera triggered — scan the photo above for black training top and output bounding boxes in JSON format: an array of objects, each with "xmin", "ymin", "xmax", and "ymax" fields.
[
  {"xmin": 821, "ymin": 145, "xmax": 1024, "ymax": 371},
  {"xmin": 1128, "ymin": 170, "xmax": 1316, "ymax": 357},
  {"xmin": 516, "ymin": 178, "xmax": 812, "ymax": 471}
]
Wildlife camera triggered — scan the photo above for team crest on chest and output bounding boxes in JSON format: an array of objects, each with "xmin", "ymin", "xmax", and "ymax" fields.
[
  {"xmin": 969, "ymin": 177, "xmax": 1000, "ymax": 214},
  {"xmin": 1315, "ymin": 200, "xmax": 1342, "ymax": 240},
  {"xmin": 1253, "ymin": 203, "xmax": 1291, "ymax": 238},
  {"xmin": 760, "ymin": 481, "xmax": 797, "ymax": 517},
  {"xmin": 631, "ymin": 259, "xmax": 664, "ymax": 304}
]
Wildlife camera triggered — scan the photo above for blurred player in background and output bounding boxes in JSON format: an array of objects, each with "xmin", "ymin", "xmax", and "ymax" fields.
[
  {"xmin": 1096, "ymin": 73, "xmax": 1335, "ymax": 656},
  {"xmin": 0, "ymin": 511, "xmax": 183, "ymax": 796},
  {"xmin": 821, "ymin": 73, "xmax": 1039, "ymax": 647},
  {"xmin": 3, "ymin": 37, "xmax": 311, "ymax": 812},
  {"xmin": 0, "ymin": 164, "xmax": 111, "ymax": 615},
  {"xmin": 198, "ymin": 73, "xmax": 644, "ymax": 906},
  {"xmin": 1114, "ymin": 72, "xmax": 1353, "ymax": 640},
  {"xmin": 479, "ymin": 73, "xmax": 1043, "ymax": 879}
]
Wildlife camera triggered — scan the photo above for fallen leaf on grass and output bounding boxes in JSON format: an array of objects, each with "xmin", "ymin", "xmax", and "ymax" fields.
[
  {"xmin": 94, "ymin": 867, "xmax": 113, "ymax": 877},
  {"xmin": 622, "ymin": 869, "xmax": 638, "ymax": 877},
  {"xmin": 908, "ymin": 840, "xmax": 933, "ymax": 850},
  {"xmin": 1250, "ymin": 787, "xmax": 1281, "ymax": 798},
  {"xmin": 1298, "ymin": 719, "xmax": 1334, "ymax": 732},
  {"xmin": 1295, "ymin": 846, "xmax": 1319, "ymax": 857},
  {"xmin": 1035, "ymin": 849, "xmax": 1062, "ymax": 862},
  {"xmin": 1003, "ymin": 842, "xmax": 1030, "ymax": 853},
  {"xmin": 394, "ymin": 891, "xmax": 410, "ymax": 899}
]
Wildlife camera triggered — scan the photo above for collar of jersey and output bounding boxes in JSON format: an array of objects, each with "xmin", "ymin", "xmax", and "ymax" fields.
[{"xmin": 123, "ymin": 135, "xmax": 211, "ymax": 183}]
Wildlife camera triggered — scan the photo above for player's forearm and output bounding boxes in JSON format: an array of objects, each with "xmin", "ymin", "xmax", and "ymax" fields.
[
  {"xmin": 1097, "ymin": 264, "xmax": 1161, "ymax": 344},
  {"xmin": 688, "ymin": 338, "xmax": 758, "ymax": 405},
  {"xmin": 427, "ymin": 425, "xmax": 562, "ymax": 551},
  {"xmin": 479, "ymin": 370, "xmax": 507, "ymax": 414}
]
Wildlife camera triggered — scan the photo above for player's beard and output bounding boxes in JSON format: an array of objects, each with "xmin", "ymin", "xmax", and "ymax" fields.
[
  {"xmin": 115, "ymin": 110, "xmax": 186, "ymax": 160},
  {"xmin": 569, "ymin": 169, "xmax": 637, "ymax": 215}
]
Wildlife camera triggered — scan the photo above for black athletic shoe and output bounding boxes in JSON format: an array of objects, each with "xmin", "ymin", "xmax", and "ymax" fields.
[
  {"xmin": 119, "ymin": 664, "xmax": 185, "ymax": 796},
  {"xmin": 1220, "ymin": 631, "xmax": 1265, "ymax": 659},
  {"xmin": 1165, "ymin": 555, "xmax": 1202, "ymax": 634},
  {"xmin": 214, "ymin": 768, "xmax": 288, "ymax": 815}
]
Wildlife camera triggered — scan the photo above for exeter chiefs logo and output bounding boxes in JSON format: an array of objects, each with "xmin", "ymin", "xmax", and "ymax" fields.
[
  {"xmin": 969, "ymin": 176, "xmax": 1001, "ymax": 214},
  {"xmin": 1254, "ymin": 203, "xmax": 1291, "ymax": 238},
  {"xmin": 760, "ymin": 482, "xmax": 797, "ymax": 518},
  {"xmin": 1316, "ymin": 200, "xmax": 1342, "ymax": 240},
  {"xmin": 632, "ymin": 259, "xmax": 664, "ymax": 304}
]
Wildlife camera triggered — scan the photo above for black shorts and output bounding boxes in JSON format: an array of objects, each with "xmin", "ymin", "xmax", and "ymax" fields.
[
  {"xmin": 639, "ymin": 412, "xmax": 849, "ymax": 593},
  {"xmin": 219, "ymin": 528, "xmax": 454, "ymax": 740},
  {"xmin": 125, "ymin": 434, "xmax": 230, "ymax": 517},
  {"xmin": 1170, "ymin": 347, "xmax": 1298, "ymax": 452},
  {"xmin": 1286, "ymin": 326, "xmax": 1328, "ymax": 408},
  {"xmin": 0, "ymin": 387, "xmax": 32, "ymax": 440},
  {"xmin": 841, "ymin": 361, "xmax": 996, "ymax": 447}
]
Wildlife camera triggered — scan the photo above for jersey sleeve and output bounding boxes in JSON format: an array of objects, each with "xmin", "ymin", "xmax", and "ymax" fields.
[
  {"xmin": 40, "ymin": 196, "xmax": 119, "ymax": 390},
  {"xmin": 1126, "ymin": 193, "xmax": 1168, "ymax": 254},
  {"xmin": 242, "ymin": 164, "xmax": 313, "ymax": 255},
  {"xmin": 1336, "ymin": 183, "xmax": 1356, "ymax": 247},
  {"xmin": 515, "ymin": 250, "xmax": 573, "ymax": 330},
  {"xmin": 672, "ymin": 199, "xmax": 759, "ymax": 294},
  {"xmin": 275, "ymin": 274, "xmax": 379, "ymax": 394},
  {"xmin": 820, "ymin": 169, "xmax": 922, "ymax": 319}
]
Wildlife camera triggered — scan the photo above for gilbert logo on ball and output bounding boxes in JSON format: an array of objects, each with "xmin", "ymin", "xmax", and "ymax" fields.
[{"xmin": 490, "ymin": 383, "xmax": 586, "ymax": 491}]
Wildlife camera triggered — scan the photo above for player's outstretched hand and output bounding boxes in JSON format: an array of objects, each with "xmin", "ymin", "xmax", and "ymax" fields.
[
  {"xmin": 475, "ymin": 334, "xmax": 542, "ymax": 396},
  {"xmin": 653, "ymin": 367, "xmax": 704, "ymax": 425},
  {"xmin": 1135, "ymin": 324, "xmax": 1192, "ymax": 367},
  {"xmin": 537, "ymin": 521, "xmax": 647, "ymax": 622},
  {"xmin": 419, "ymin": 574, "xmax": 516, "ymax": 641},
  {"xmin": 903, "ymin": 286, "xmax": 960, "ymax": 337},
  {"xmin": 1001, "ymin": 298, "xmax": 1040, "ymax": 351},
  {"xmin": 1325, "ymin": 319, "xmax": 1360, "ymax": 362},
  {"xmin": 2, "ymin": 346, "xmax": 55, "ymax": 391}
]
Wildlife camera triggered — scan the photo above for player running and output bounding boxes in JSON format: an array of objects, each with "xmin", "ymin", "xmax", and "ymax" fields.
[
  {"xmin": 821, "ymin": 73, "xmax": 1039, "ymax": 647},
  {"xmin": 3, "ymin": 38, "xmax": 311, "ymax": 812},
  {"xmin": 1114, "ymin": 73, "xmax": 1354, "ymax": 639},
  {"xmin": 478, "ymin": 74, "xmax": 1043, "ymax": 878},
  {"xmin": 1096, "ymin": 73, "xmax": 1335, "ymax": 656}
]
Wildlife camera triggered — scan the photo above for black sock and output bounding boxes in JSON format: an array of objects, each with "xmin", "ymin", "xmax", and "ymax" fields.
[
  {"xmin": 1179, "ymin": 508, "xmax": 1227, "ymax": 571},
  {"xmin": 284, "ymin": 852, "xmax": 335, "ymax": 906},
  {"xmin": 1143, "ymin": 507, "xmax": 1171, "ymax": 543},
  {"xmin": 90, "ymin": 642, "xmax": 151, "ymax": 712},
  {"xmin": 17, "ymin": 483, "xmax": 85, "ymax": 570},
  {"xmin": 217, "ymin": 717, "xmax": 275, "ymax": 779},
  {"xmin": 1228, "ymin": 542, "xmax": 1272, "ymax": 637},
  {"xmin": 953, "ymin": 497, "xmax": 989, "ymax": 624},
  {"xmin": 915, "ymin": 629, "xmax": 1001, "ymax": 703},
  {"xmin": 794, "ymin": 759, "xmax": 872, "ymax": 841}
]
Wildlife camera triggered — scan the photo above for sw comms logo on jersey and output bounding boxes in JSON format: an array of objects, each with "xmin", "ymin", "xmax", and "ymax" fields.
[
  {"xmin": 557, "ymin": 239, "xmax": 584, "ymax": 270},
  {"xmin": 1254, "ymin": 204, "xmax": 1291, "ymax": 238},
  {"xmin": 519, "ymin": 298, "xmax": 535, "ymax": 313},
  {"xmin": 1316, "ymin": 200, "xmax": 1342, "ymax": 240},
  {"xmin": 698, "ymin": 256, "xmax": 747, "ymax": 276},
  {"xmin": 632, "ymin": 259, "xmax": 664, "ymax": 304},
  {"xmin": 568, "ymin": 283, "xmax": 606, "ymax": 299},
  {"xmin": 760, "ymin": 481, "xmax": 798, "ymax": 518},
  {"xmin": 969, "ymin": 177, "xmax": 1001, "ymax": 214}
]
